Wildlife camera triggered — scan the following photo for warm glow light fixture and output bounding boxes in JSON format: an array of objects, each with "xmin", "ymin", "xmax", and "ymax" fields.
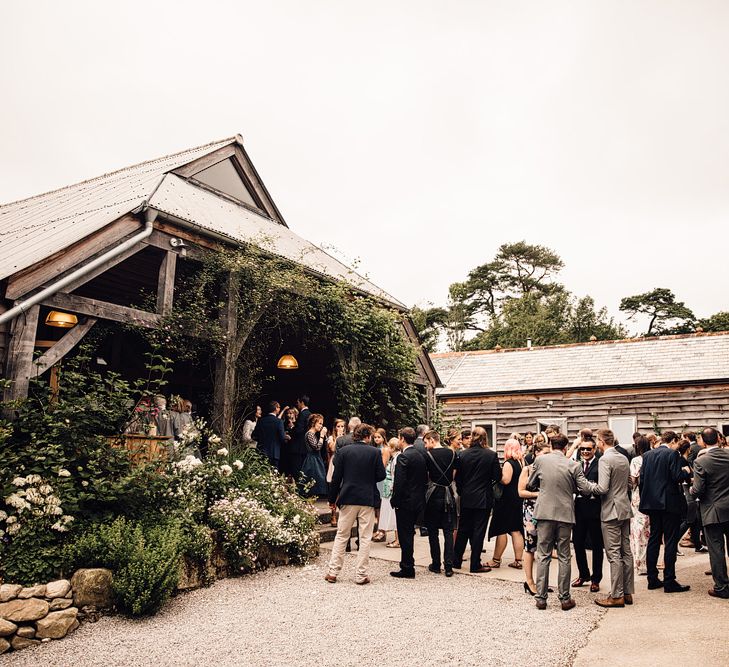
[
  {"xmin": 45, "ymin": 311, "xmax": 78, "ymax": 328},
  {"xmin": 276, "ymin": 354, "xmax": 299, "ymax": 370}
]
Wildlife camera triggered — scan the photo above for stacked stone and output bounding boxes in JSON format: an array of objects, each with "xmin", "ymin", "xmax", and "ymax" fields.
[{"xmin": 0, "ymin": 580, "xmax": 78, "ymax": 654}]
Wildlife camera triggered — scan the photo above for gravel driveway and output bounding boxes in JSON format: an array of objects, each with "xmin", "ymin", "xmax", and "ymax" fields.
[{"xmin": 3, "ymin": 555, "xmax": 604, "ymax": 667}]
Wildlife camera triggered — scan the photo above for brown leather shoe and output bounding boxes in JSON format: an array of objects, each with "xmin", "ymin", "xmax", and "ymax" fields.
[
  {"xmin": 470, "ymin": 565, "xmax": 492, "ymax": 574},
  {"xmin": 356, "ymin": 577, "xmax": 371, "ymax": 585},
  {"xmin": 324, "ymin": 574, "xmax": 337, "ymax": 583},
  {"xmin": 536, "ymin": 599, "xmax": 547, "ymax": 610},
  {"xmin": 708, "ymin": 588, "xmax": 729, "ymax": 599},
  {"xmin": 571, "ymin": 577, "xmax": 587, "ymax": 587},
  {"xmin": 595, "ymin": 596, "xmax": 625, "ymax": 608},
  {"xmin": 623, "ymin": 594, "xmax": 633, "ymax": 605},
  {"xmin": 590, "ymin": 583, "xmax": 600, "ymax": 593},
  {"xmin": 561, "ymin": 598, "xmax": 577, "ymax": 611}
]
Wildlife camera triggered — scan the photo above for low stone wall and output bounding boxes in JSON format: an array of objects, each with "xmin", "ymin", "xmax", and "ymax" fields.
[
  {"xmin": 0, "ymin": 568, "xmax": 113, "ymax": 655},
  {"xmin": 0, "ymin": 580, "xmax": 77, "ymax": 654}
]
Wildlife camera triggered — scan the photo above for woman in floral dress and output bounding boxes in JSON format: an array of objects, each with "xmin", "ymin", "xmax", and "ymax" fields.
[{"xmin": 630, "ymin": 436, "xmax": 652, "ymax": 575}]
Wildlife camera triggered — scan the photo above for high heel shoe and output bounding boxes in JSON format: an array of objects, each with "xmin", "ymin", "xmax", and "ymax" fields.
[{"xmin": 523, "ymin": 582, "xmax": 536, "ymax": 596}]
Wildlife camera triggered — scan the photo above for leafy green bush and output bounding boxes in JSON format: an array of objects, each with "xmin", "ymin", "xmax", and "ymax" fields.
[{"xmin": 65, "ymin": 516, "xmax": 183, "ymax": 616}]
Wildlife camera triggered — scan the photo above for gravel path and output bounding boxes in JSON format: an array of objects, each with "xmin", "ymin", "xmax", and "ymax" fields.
[{"xmin": 3, "ymin": 556, "xmax": 604, "ymax": 667}]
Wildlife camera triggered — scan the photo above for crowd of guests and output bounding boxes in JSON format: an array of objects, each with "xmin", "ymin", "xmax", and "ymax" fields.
[{"xmin": 308, "ymin": 416, "xmax": 729, "ymax": 610}]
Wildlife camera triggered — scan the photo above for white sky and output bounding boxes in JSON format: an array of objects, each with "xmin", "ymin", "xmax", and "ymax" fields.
[{"xmin": 1, "ymin": 1, "xmax": 727, "ymax": 331}]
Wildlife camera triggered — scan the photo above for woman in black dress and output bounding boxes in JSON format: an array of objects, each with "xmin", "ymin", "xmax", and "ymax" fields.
[{"xmin": 486, "ymin": 438, "xmax": 525, "ymax": 569}]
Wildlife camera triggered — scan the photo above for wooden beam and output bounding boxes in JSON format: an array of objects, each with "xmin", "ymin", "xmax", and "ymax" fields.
[
  {"xmin": 2, "ymin": 304, "xmax": 40, "ymax": 406},
  {"xmin": 212, "ymin": 272, "xmax": 239, "ymax": 437},
  {"xmin": 156, "ymin": 252, "xmax": 177, "ymax": 316},
  {"xmin": 5, "ymin": 215, "xmax": 141, "ymax": 300},
  {"xmin": 34, "ymin": 318, "xmax": 97, "ymax": 375},
  {"xmin": 42, "ymin": 292, "xmax": 161, "ymax": 329}
]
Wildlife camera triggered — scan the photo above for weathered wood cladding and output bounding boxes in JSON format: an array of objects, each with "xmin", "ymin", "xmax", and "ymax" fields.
[{"xmin": 439, "ymin": 384, "xmax": 729, "ymax": 451}]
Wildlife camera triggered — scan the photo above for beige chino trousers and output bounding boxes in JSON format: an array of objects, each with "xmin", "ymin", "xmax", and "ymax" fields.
[{"xmin": 327, "ymin": 505, "xmax": 376, "ymax": 583}]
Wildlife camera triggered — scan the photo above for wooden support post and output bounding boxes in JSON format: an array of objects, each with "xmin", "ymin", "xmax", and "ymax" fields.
[
  {"xmin": 156, "ymin": 251, "xmax": 177, "ymax": 316},
  {"xmin": 212, "ymin": 272, "xmax": 239, "ymax": 438},
  {"xmin": 2, "ymin": 304, "xmax": 40, "ymax": 407}
]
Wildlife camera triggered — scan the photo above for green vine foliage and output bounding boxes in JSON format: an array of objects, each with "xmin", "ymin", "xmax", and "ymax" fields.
[{"xmin": 142, "ymin": 245, "xmax": 426, "ymax": 432}]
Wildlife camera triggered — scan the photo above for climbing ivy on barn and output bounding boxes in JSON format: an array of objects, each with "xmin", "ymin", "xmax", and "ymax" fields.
[{"xmin": 137, "ymin": 244, "xmax": 424, "ymax": 431}]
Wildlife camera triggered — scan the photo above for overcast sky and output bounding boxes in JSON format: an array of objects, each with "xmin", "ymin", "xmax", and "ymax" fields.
[{"xmin": 1, "ymin": 1, "xmax": 727, "ymax": 332}]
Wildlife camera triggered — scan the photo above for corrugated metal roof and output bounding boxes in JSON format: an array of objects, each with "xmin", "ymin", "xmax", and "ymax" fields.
[
  {"xmin": 0, "ymin": 136, "xmax": 404, "ymax": 308},
  {"xmin": 0, "ymin": 138, "xmax": 236, "ymax": 280},
  {"xmin": 148, "ymin": 175, "xmax": 405, "ymax": 307},
  {"xmin": 431, "ymin": 333, "xmax": 729, "ymax": 396}
]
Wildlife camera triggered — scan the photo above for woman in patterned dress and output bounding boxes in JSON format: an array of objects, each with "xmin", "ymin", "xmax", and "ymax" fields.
[
  {"xmin": 518, "ymin": 438, "xmax": 552, "ymax": 595},
  {"xmin": 630, "ymin": 436, "xmax": 652, "ymax": 575}
]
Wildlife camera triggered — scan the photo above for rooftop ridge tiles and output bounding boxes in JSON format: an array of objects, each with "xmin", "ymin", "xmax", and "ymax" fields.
[
  {"xmin": 429, "ymin": 330, "xmax": 729, "ymax": 358},
  {"xmin": 0, "ymin": 136, "xmax": 237, "ymax": 210}
]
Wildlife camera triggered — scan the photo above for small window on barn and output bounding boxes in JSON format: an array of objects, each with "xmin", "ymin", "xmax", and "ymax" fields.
[
  {"xmin": 192, "ymin": 158, "xmax": 260, "ymax": 208},
  {"xmin": 472, "ymin": 421, "xmax": 497, "ymax": 449},
  {"xmin": 719, "ymin": 423, "xmax": 729, "ymax": 437},
  {"xmin": 608, "ymin": 416, "xmax": 637, "ymax": 449}
]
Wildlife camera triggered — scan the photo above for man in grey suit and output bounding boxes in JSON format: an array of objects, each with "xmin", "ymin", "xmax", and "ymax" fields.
[
  {"xmin": 527, "ymin": 435, "xmax": 596, "ymax": 610},
  {"xmin": 592, "ymin": 429, "xmax": 635, "ymax": 608},
  {"xmin": 690, "ymin": 427, "xmax": 729, "ymax": 599}
]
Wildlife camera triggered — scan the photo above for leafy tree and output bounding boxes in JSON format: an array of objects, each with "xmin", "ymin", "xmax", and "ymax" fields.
[
  {"xmin": 494, "ymin": 241, "xmax": 565, "ymax": 296},
  {"xmin": 619, "ymin": 288, "xmax": 695, "ymax": 336},
  {"xmin": 565, "ymin": 296, "xmax": 627, "ymax": 342},
  {"xmin": 410, "ymin": 305, "xmax": 448, "ymax": 353},
  {"xmin": 698, "ymin": 311, "xmax": 729, "ymax": 332}
]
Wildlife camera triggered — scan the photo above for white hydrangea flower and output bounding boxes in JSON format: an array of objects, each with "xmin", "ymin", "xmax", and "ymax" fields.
[
  {"xmin": 11, "ymin": 477, "xmax": 27, "ymax": 487},
  {"xmin": 216, "ymin": 447, "xmax": 228, "ymax": 457},
  {"xmin": 0, "ymin": 510, "xmax": 7, "ymax": 521},
  {"xmin": 5, "ymin": 494, "xmax": 27, "ymax": 510},
  {"xmin": 233, "ymin": 459, "xmax": 244, "ymax": 470},
  {"xmin": 220, "ymin": 464, "xmax": 233, "ymax": 477},
  {"xmin": 81, "ymin": 480, "xmax": 89, "ymax": 487},
  {"xmin": 6, "ymin": 523, "xmax": 21, "ymax": 535},
  {"xmin": 58, "ymin": 469, "xmax": 71, "ymax": 478},
  {"xmin": 6, "ymin": 515, "xmax": 17, "ymax": 524},
  {"xmin": 39, "ymin": 484, "xmax": 53, "ymax": 495},
  {"xmin": 26, "ymin": 474, "xmax": 42, "ymax": 484}
]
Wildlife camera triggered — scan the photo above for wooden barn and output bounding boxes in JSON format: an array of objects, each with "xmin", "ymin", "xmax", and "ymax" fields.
[
  {"xmin": 431, "ymin": 333, "xmax": 729, "ymax": 451},
  {"xmin": 0, "ymin": 135, "xmax": 439, "ymax": 430}
]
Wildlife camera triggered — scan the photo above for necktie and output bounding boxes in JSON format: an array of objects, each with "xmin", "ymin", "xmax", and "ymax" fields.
[{"xmin": 584, "ymin": 460, "xmax": 589, "ymax": 475}]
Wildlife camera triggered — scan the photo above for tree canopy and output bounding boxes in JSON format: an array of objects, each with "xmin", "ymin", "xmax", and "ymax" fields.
[{"xmin": 619, "ymin": 287, "xmax": 695, "ymax": 336}]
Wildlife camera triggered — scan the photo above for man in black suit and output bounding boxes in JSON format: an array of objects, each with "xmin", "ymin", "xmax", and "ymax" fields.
[
  {"xmin": 413, "ymin": 425, "xmax": 428, "ymax": 454},
  {"xmin": 453, "ymin": 426, "xmax": 502, "ymax": 573},
  {"xmin": 325, "ymin": 423, "xmax": 386, "ymax": 585},
  {"xmin": 691, "ymin": 428, "xmax": 729, "ymax": 598},
  {"xmin": 639, "ymin": 430, "xmax": 692, "ymax": 593},
  {"xmin": 291, "ymin": 395, "xmax": 312, "ymax": 478},
  {"xmin": 251, "ymin": 400, "xmax": 286, "ymax": 469},
  {"xmin": 571, "ymin": 438, "xmax": 604, "ymax": 592},
  {"xmin": 390, "ymin": 427, "xmax": 427, "ymax": 578}
]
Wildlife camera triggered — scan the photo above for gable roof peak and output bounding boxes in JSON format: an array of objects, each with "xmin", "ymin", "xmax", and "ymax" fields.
[{"xmin": 0, "ymin": 136, "xmax": 237, "ymax": 210}]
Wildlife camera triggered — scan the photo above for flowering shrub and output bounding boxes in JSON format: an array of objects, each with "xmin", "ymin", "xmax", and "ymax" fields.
[{"xmin": 208, "ymin": 472, "xmax": 317, "ymax": 572}]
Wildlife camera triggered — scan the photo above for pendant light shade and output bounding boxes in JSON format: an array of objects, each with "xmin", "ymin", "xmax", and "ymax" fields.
[
  {"xmin": 45, "ymin": 311, "xmax": 78, "ymax": 328},
  {"xmin": 277, "ymin": 354, "xmax": 299, "ymax": 370}
]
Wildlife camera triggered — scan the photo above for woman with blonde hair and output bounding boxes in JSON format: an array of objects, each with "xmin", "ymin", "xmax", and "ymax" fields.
[
  {"xmin": 372, "ymin": 428, "xmax": 391, "ymax": 542},
  {"xmin": 380, "ymin": 437, "xmax": 400, "ymax": 547},
  {"xmin": 445, "ymin": 427, "xmax": 462, "ymax": 451},
  {"xmin": 485, "ymin": 438, "xmax": 525, "ymax": 569}
]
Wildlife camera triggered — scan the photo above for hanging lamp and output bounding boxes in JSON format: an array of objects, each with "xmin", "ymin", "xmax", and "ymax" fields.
[
  {"xmin": 276, "ymin": 354, "xmax": 299, "ymax": 370},
  {"xmin": 45, "ymin": 311, "xmax": 78, "ymax": 328}
]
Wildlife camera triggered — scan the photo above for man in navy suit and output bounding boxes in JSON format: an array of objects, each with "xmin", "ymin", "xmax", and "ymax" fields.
[
  {"xmin": 291, "ymin": 395, "xmax": 312, "ymax": 477},
  {"xmin": 571, "ymin": 435, "xmax": 604, "ymax": 592},
  {"xmin": 252, "ymin": 400, "xmax": 286, "ymax": 469},
  {"xmin": 390, "ymin": 427, "xmax": 428, "ymax": 578},
  {"xmin": 640, "ymin": 430, "xmax": 692, "ymax": 593}
]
